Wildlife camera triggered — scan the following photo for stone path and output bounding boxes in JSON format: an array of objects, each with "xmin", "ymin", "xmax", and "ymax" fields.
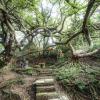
[
  {"xmin": 0, "ymin": 67, "xmax": 69, "ymax": 100},
  {"xmin": 34, "ymin": 68, "xmax": 69, "ymax": 100}
]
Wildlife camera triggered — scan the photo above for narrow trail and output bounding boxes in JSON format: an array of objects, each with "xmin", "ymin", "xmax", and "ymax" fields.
[
  {"xmin": 0, "ymin": 67, "xmax": 70, "ymax": 100},
  {"xmin": 34, "ymin": 68, "xmax": 69, "ymax": 100},
  {"xmin": 0, "ymin": 70, "xmax": 36, "ymax": 100}
]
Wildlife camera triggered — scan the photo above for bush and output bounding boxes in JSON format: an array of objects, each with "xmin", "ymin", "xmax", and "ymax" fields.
[
  {"xmin": 24, "ymin": 67, "xmax": 33, "ymax": 75},
  {"xmin": 55, "ymin": 62, "xmax": 100, "ymax": 100},
  {"xmin": 12, "ymin": 67, "xmax": 35, "ymax": 75}
]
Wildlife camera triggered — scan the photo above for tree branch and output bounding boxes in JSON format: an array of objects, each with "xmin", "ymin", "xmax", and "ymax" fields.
[
  {"xmin": 55, "ymin": 0, "xmax": 96, "ymax": 46},
  {"xmin": 69, "ymin": 43, "xmax": 100, "ymax": 57}
]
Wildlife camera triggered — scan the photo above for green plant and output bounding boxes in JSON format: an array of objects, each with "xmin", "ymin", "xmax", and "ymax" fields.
[
  {"xmin": 55, "ymin": 62, "xmax": 100, "ymax": 99},
  {"xmin": 23, "ymin": 67, "xmax": 33, "ymax": 75}
]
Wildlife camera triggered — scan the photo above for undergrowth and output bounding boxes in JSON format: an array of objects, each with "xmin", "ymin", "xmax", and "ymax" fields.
[
  {"xmin": 55, "ymin": 62, "xmax": 100, "ymax": 100},
  {"xmin": 12, "ymin": 67, "xmax": 36, "ymax": 75}
]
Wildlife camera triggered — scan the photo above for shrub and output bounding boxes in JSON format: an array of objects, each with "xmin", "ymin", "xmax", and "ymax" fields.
[{"xmin": 55, "ymin": 62, "xmax": 100, "ymax": 100}]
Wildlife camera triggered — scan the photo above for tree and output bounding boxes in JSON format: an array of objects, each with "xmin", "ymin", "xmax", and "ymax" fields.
[{"xmin": 0, "ymin": 0, "xmax": 100, "ymax": 65}]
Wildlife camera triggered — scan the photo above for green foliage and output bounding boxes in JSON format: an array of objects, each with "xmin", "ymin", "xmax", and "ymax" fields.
[
  {"xmin": 55, "ymin": 62, "xmax": 100, "ymax": 99},
  {"xmin": 12, "ymin": 67, "xmax": 35, "ymax": 75},
  {"xmin": 1, "ymin": 90, "xmax": 21, "ymax": 100},
  {"xmin": 6, "ymin": 77, "xmax": 24, "ymax": 85},
  {"xmin": 0, "ymin": 77, "xmax": 25, "ymax": 89},
  {"xmin": 23, "ymin": 67, "xmax": 33, "ymax": 75},
  {"xmin": 55, "ymin": 62, "xmax": 82, "ymax": 83},
  {"xmin": 90, "ymin": 44, "xmax": 100, "ymax": 51},
  {"xmin": 0, "ymin": 44, "xmax": 4, "ymax": 53}
]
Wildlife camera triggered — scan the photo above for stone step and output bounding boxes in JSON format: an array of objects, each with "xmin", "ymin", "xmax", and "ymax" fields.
[
  {"xmin": 35, "ymin": 81, "xmax": 54, "ymax": 86},
  {"xmin": 35, "ymin": 78, "xmax": 54, "ymax": 86},
  {"xmin": 37, "ymin": 86, "xmax": 55, "ymax": 93},
  {"xmin": 41, "ymin": 71, "xmax": 52, "ymax": 73},
  {"xmin": 33, "ymin": 68, "xmax": 53, "ymax": 72},
  {"xmin": 36, "ymin": 70, "xmax": 52, "ymax": 73},
  {"xmin": 59, "ymin": 95, "xmax": 70, "ymax": 100},
  {"xmin": 36, "ymin": 92, "xmax": 58, "ymax": 100},
  {"xmin": 33, "ymin": 68, "xmax": 53, "ymax": 71},
  {"xmin": 38, "ymin": 76, "xmax": 53, "ymax": 79},
  {"xmin": 48, "ymin": 98, "xmax": 60, "ymax": 100},
  {"xmin": 36, "ymin": 71, "xmax": 53, "ymax": 76},
  {"xmin": 37, "ymin": 73, "xmax": 53, "ymax": 75},
  {"xmin": 38, "ymin": 73, "xmax": 52, "ymax": 76}
]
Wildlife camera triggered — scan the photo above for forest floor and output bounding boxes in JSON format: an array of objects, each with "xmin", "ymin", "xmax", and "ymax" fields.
[
  {"xmin": 0, "ymin": 67, "xmax": 36, "ymax": 100},
  {"xmin": 0, "ymin": 57, "xmax": 100, "ymax": 100},
  {"xmin": 0, "ymin": 66, "xmax": 70, "ymax": 100}
]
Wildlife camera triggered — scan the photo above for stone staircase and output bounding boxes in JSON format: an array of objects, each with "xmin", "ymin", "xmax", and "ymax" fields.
[
  {"xmin": 33, "ymin": 68, "xmax": 59, "ymax": 100},
  {"xmin": 35, "ymin": 77, "xmax": 60, "ymax": 100},
  {"xmin": 33, "ymin": 68, "xmax": 54, "ymax": 76},
  {"xmin": 33, "ymin": 68, "xmax": 69, "ymax": 100}
]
